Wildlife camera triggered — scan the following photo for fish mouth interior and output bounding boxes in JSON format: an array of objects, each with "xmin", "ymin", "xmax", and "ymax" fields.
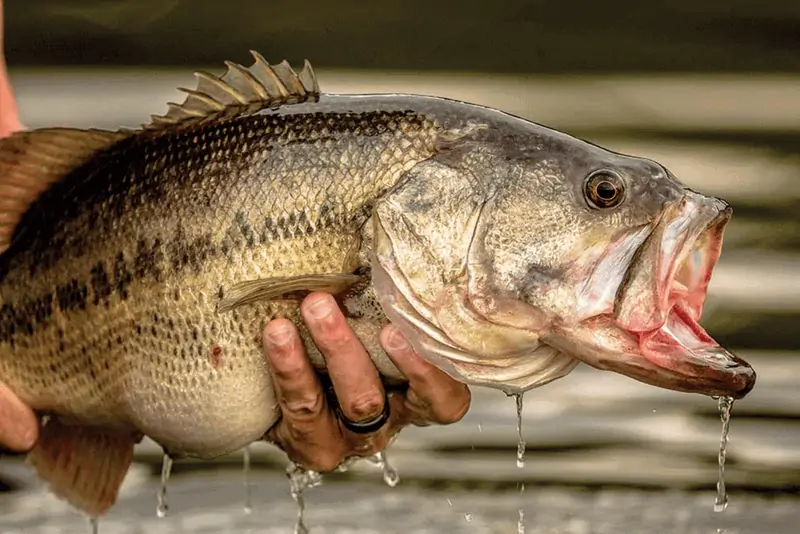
[
  {"xmin": 663, "ymin": 213, "xmax": 723, "ymax": 325},
  {"xmin": 613, "ymin": 198, "xmax": 756, "ymax": 399}
]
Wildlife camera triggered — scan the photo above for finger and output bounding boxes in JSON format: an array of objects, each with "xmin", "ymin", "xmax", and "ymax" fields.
[
  {"xmin": 0, "ymin": 25, "xmax": 23, "ymax": 138},
  {"xmin": 381, "ymin": 324, "xmax": 471, "ymax": 425},
  {"xmin": 263, "ymin": 318, "xmax": 348, "ymax": 471},
  {"xmin": 0, "ymin": 381, "xmax": 38, "ymax": 452},
  {"xmin": 301, "ymin": 293, "xmax": 386, "ymax": 426},
  {"xmin": 263, "ymin": 318, "xmax": 326, "ymax": 424}
]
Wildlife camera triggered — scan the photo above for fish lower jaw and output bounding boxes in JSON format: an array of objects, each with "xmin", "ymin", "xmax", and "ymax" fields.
[
  {"xmin": 634, "ymin": 302, "xmax": 756, "ymax": 399},
  {"xmin": 548, "ymin": 306, "xmax": 756, "ymax": 399}
]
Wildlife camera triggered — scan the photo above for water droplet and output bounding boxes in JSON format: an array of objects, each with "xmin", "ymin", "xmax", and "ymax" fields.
[
  {"xmin": 446, "ymin": 498, "xmax": 453, "ymax": 506},
  {"xmin": 379, "ymin": 451, "xmax": 400, "ymax": 487},
  {"xmin": 366, "ymin": 450, "xmax": 400, "ymax": 487},
  {"xmin": 714, "ymin": 396, "xmax": 734, "ymax": 513},
  {"xmin": 287, "ymin": 462, "xmax": 323, "ymax": 534},
  {"xmin": 477, "ymin": 423, "xmax": 483, "ymax": 433},
  {"xmin": 514, "ymin": 393, "xmax": 526, "ymax": 469},
  {"xmin": 242, "ymin": 445, "xmax": 252, "ymax": 515},
  {"xmin": 513, "ymin": 394, "xmax": 527, "ymax": 533},
  {"xmin": 156, "ymin": 453, "xmax": 173, "ymax": 518},
  {"xmin": 464, "ymin": 513, "xmax": 473, "ymax": 522},
  {"xmin": 88, "ymin": 516, "xmax": 99, "ymax": 534},
  {"xmin": 334, "ymin": 460, "xmax": 352, "ymax": 473}
]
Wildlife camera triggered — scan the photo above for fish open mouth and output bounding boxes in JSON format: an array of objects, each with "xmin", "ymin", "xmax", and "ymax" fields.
[{"xmin": 612, "ymin": 193, "xmax": 756, "ymax": 399}]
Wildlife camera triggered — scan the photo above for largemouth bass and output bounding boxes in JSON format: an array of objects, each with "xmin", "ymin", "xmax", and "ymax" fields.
[{"xmin": 0, "ymin": 52, "xmax": 755, "ymax": 515}]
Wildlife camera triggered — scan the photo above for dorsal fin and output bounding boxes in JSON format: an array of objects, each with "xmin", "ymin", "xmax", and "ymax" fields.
[
  {"xmin": 144, "ymin": 51, "xmax": 321, "ymax": 131},
  {"xmin": 0, "ymin": 128, "xmax": 128, "ymax": 254}
]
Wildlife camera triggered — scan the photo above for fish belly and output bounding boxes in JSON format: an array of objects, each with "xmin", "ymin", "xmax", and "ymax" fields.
[{"xmin": 0, "ymin": 229, "xmax": 367, "ymax": 458}]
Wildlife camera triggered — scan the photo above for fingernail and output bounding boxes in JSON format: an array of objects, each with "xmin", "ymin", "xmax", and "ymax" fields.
[
  {"xmin": 266, "ymin": 324, "xmax": 293, "ymax": 346},
  {"xmin": 385, "ymin": 326, "xmax": 408, "ymax": 351},
  {"xmin": 307, "ymin": 295, "xmax": 334, "ymax": 319}
]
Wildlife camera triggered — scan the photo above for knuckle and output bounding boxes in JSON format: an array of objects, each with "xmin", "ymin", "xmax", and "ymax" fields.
[
  {"xmin": 405, "ymin": 388, "xmax": 433, "ymax": 415},
  {"xmin": 310, "ymin": 313, "xmax": 355, "ymax": 350},
  {"xmin": 433, "ymin": 402, "xmax": 470, "ymax": 425},
  {"xmin": 406, "ymin": 362, "xmax": 438, "ymax": 386},
  {"xmin": 282, "ymin": 392, "xmax": 325, "ymax": 422},
  {"xmin": 317, "ymin": 321, "xmax": 353, "ymax": 351},
  {"xmin": 346, "ymin": 390, "xmax": 385, "ymax": 421},
  {"xmin": 271, "ymin": 359, "xmax": 306, "ymax": 382},
  {"xmin": 432, "ymin": 390, "xmax": 471, "ymax": 425},
  {"xmin": 407, "ymin": 384, "xmax": 471, "ymax": 426}
]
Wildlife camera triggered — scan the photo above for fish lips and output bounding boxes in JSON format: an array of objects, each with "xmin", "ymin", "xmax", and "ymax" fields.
[{"xmin": 611, "ymin": 192, "xmax": 756, "ymax": 399}]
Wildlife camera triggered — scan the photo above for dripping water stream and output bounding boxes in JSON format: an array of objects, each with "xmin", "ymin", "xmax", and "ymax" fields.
[
  {"xmin": 242, "ymin": 445, "xmax": 252, "ymax": 514},
  {"xmin": 514, "ymin": 393, "xmax": 526, "ymax": 534},
  {"xmin": 515, "ymin": 393, "xmax": 526, "ymax": 469},
  {"xmin": 287, "ymin": 463, "xmax": 323, "ymax": 534},
  {"xmin": 156, "ymin": 454, "xmax": 173, "ymax": 518},
  {"xmin": 715, "ymin": 396, "xmax": 734, "ymax": 513},
  {"xmin": 282, "ymin": 449, "xmax": 397, "ymax": 533},
  {"xmin": 368, "ymin": 450, "xmax": 400, "ymax": 487}
]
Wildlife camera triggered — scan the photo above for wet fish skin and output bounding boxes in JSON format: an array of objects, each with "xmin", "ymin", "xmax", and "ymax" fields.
[
  {"xmin": 0, "ymin": 100, "xmax": 447, "ymax": 458},
  {"xmin": 0, "ymin": 54, "xmax": 755, "ymax": 516}
]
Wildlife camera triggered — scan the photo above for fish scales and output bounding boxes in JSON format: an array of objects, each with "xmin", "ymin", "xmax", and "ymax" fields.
[
  {"xmin": 0, "ymin": 105, "xmax": 441, "ymax": 456},
  {"xmin": 0, "ymin": 53, "xmax": 755, "ymax": 517}
]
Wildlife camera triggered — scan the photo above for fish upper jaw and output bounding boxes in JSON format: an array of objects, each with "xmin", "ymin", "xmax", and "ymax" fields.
[
  {"xmin": 555, "ymin": 191, "xmax": 756, "ymax": 399},
  {"xmin": 613, "ymin": 192, "xmax": 730, "ymax": 332}
]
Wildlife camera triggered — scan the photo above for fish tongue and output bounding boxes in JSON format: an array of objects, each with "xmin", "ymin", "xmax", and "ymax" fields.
[{"xmin": 639, "ymin": 303, "xmax": 755, "ymax": 398}]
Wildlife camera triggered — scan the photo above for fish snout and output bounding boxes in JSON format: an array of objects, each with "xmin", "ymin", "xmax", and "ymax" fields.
[
  {"xmin": 723, "ymin": 350, "xmax": 758, "ymax": 399},
  {"xmin": 681, "ymin": 189, "xmax": 733, "ymax": 223}
]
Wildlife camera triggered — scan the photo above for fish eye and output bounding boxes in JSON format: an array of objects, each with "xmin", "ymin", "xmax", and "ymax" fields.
[{"xmin": 585, "ymin": 171, "xmax": 625, "ymax": 209}]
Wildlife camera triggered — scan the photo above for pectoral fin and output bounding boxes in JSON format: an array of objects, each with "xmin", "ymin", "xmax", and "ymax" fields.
[
  {"xmin": 26, "ymin": 418, "xmax": 137, "ymax": 517},
  {"xmin": 218, "ymin": 273, "xmax": 368, "ymax": 312}
]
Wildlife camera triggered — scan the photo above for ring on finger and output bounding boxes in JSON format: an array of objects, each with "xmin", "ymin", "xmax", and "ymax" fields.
[{"xmin": 335, "ymin": 392, "xmax": 391, "ymax": 435}]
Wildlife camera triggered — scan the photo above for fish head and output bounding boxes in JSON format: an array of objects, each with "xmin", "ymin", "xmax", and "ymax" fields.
[
  {"xmin": 370, "ymin": 118, "xmax": 755, "ymax": 398},
  {"xmin": 541, "ymin": 164, "xmax": 757, "ymax": 401}
]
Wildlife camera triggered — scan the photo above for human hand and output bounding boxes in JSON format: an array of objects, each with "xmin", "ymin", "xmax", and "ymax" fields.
[
  {"xmin": 0, "ymin": 382, "xmax": 37, "ymax": 452},
  {"xmin": 262, "ymin": 292, "xmax": 471, "ymax": 472},
  {"xmin": 0, "ymin": 0, "xmax": 22, "ymax": 137},
  {"xmin": 0, "ymin": 3, "xmax": 34, "ymax": 453}
]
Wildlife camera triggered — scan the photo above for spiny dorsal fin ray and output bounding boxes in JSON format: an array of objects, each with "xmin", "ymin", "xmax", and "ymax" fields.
[
  {"xmin": 144, "ymin": 52, "xmax": 321, "ymax": 131},
  {"xmin": 0, "ymin": 128, "xmax": 128, "ymax": 254}
]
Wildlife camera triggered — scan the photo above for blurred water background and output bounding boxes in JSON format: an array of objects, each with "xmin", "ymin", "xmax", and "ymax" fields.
[{"xmin": 1, "ymin": 1, "xmax": 798, "ymax": 533}]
